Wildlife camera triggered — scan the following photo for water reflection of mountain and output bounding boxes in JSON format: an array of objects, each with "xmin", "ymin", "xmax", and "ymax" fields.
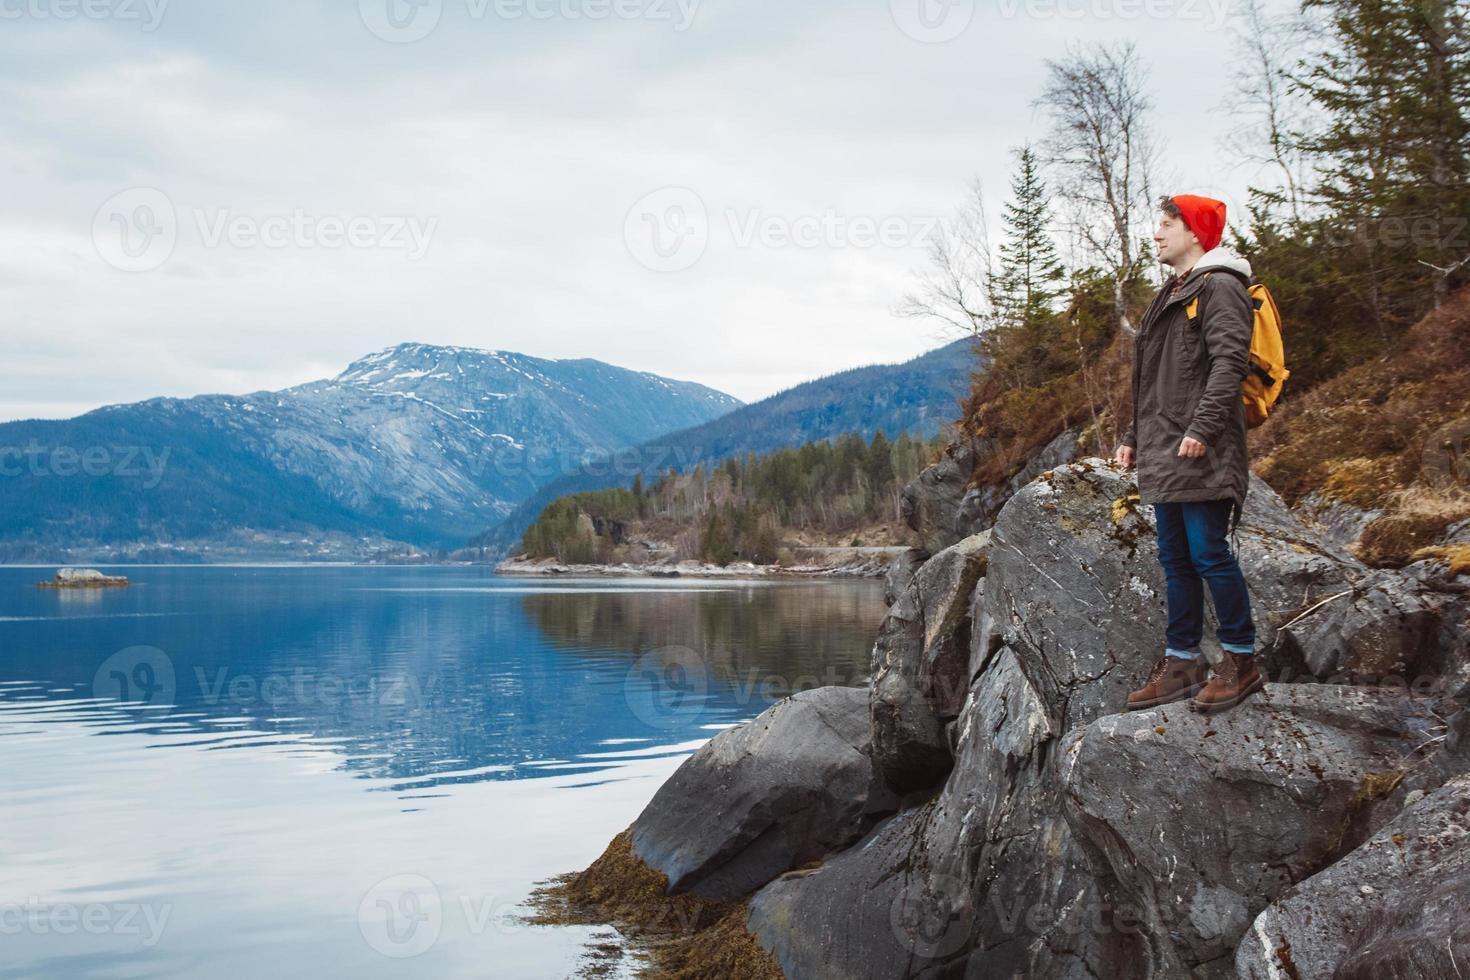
[
  {"xmin": 522, "ymin": 581, "xmax": 878, "ymax": 696},
  {"xmin": 0, "ymin": 570, "xmax": 886, "ymax": 790}
]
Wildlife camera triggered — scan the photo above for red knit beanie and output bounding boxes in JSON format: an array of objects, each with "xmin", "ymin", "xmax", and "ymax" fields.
[{"xmin": 1170, "ymin": 194, "xmax": 1226, "ymax": 252}]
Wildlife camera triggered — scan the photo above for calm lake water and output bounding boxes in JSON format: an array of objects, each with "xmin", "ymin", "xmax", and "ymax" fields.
[{"xmin": 0, "ymin": 566, "xmax": 885, "ymax": 979}]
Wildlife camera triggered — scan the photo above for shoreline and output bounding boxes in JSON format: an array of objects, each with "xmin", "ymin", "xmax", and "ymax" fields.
[{"xmin": 494, "ymin": 550, "xmax": 907, "ymax": 579}]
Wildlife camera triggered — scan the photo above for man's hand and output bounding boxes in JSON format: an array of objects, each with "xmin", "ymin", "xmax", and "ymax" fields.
[
  {"xmin": 1114, "ymin": 445, "xmax": 1135, "ymax": 469},
  {"xmin": 1177, "ymin": 436, "xmax": 1207, "ymax": 458}
]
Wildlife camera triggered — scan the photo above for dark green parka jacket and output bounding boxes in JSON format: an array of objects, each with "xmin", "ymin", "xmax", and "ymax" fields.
[{"xmin": 1122, "ymin": 247, "xmax": 1254, "ymax": 510}]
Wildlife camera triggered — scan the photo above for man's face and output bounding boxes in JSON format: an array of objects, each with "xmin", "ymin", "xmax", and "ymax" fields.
[{"xmin": 1153, "ymin": 212, "xmax": 1197, "ymax": 267}]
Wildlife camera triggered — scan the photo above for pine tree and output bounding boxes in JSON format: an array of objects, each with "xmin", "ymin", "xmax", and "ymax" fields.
[
  {"xmin": 864, "ymin": 430, "xmax": 895, "ymax": 514},
  {"xmin": 631, "ymin": 472, "xmax": 647, "ymax": 518},
  {"xmin": 1295, "ymin": 0, "xmax": 1470, "ymax": 320},
  {"xmin": 699, "ymin": 507, "xmax": 734, "ymax": 565},
  {"xmin": 985, "ymin": 144, "xmax": 1069, "ymax": 390},
  {"xmin": 990, "ymin": 144, "xmax": 1067, "ymax": 330}
]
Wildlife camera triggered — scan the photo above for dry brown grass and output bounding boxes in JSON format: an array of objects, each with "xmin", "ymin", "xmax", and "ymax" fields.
[
  {"xmin": 1353, "ymin": 486, "xmax": 1470, "ymax": 566},
  {"xmin": 1252, "ymin": 286, "xmax": 1470, "ymax": 511},
  {"xmin": 1412, "ymin": 543, "xmax": 1470, "ymax": 577},
  {"xmin": 1249, "ymin": 286, "xmax": 1470, "ymax": 565},
  {"xmin": 960, "ymin": 330, "xmax": 1132, "ymax": 490}
]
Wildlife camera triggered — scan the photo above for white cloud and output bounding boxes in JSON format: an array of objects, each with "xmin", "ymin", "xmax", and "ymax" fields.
[{"xmin": 0, "ymin": 0, "xmax": 1292, "ymax": 421}]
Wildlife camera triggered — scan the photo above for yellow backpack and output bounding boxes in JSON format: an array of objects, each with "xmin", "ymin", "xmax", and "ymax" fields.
[{"xmin": 1184, "ymin": 274, "xmax": 1288, "ymax": 428}]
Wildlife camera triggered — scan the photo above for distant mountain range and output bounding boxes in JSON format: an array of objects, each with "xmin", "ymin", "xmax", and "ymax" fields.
[
  {"xmin": 0, "ymin": 337, "xmax": 976, "ymax": 563},
  {"xmin": 0, "ymin": 344, "xmax": 739, "ymax": 562},
  {"xmin": 467, "ymin": 336, "xmax": 977, "ymax": 560}
]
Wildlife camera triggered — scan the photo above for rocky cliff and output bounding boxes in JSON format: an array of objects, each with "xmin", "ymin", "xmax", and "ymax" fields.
[{"xmin": 541, "ymin": 453, "xmax": 1469, "ymax": 979}]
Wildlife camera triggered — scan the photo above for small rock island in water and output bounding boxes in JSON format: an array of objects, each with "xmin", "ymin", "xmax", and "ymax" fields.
[{"xmin": 36, "ymin": 567, "xmax": 130, "ymax": 589}]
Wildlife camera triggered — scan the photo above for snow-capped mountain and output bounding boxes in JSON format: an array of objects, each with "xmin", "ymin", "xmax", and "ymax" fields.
[{"xmin": 0, "ymin": 344, "xmax": 741, "ymax": 562}]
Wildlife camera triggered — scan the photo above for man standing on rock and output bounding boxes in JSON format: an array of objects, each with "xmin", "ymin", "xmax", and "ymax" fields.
[{"xmin": 1114, "ymin": 194, "xmax": 1263, "ymax": 714}]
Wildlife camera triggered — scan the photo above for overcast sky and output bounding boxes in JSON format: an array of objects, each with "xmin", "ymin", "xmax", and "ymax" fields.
[{"xmin": 0, "ymin": 0, "xmax": 1287, "ymax": 422}]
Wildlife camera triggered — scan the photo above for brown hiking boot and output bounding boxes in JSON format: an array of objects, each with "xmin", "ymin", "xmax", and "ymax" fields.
[
  {"xmin": 1189, "ymin": 651, "xmax": 1265, "ymax": 713},
  {"xmin": 1126, "ymin": 655, "xmax": 1210, "ymax": 711}
]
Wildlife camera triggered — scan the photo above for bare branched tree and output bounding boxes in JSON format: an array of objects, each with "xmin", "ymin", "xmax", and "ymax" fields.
[
  {"xmin": 1220, "ymin": 0, "xmax": 1314, "ymax": 223},
  {"xmin": 1035, "ymin": 41, "xmax": 1160, "ymax": 336},
  {"xmin": 895, "ymin": 178, "xmax": 998, "ymax": 337}
]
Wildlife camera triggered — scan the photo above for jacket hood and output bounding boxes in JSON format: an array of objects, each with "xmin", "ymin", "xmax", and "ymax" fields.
[{"xmin": 1188, "ymin": 246, "xmax": 1251, "ymax": 281}]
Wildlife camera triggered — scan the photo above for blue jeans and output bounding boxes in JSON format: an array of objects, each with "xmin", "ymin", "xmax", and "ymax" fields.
[{"xmin": 1153, "ymin": 500, "xmax": 1255, "ymax": 659}]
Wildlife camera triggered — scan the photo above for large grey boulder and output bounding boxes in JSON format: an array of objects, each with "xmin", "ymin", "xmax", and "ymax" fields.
[
  {"xmin": 752, "ymin": 647, "xmax": 1140, "ymax": 980},
  {"xmin": 1060, "ymin": 684, "xmax": 1443, "ymax": 977},
  {"xmin": 1415, "ymin": 698, "xmax": 1470, "ymax": 794},
  {"xmin": 974, "ymin": 458, "xmax": 1166, "ymax": 735},
  {"xmin": 628, "ymin": 686, "xmax": 899, "ymax": 900},
  {"xmin": 1237, "ymin": 772, "xmax": 1470, "ymax": 980},
  {"xmin": 903, "ymin": 428, "xmax": 1081, "ymax": 552},
  {"xmin": 976, "ymin": 459, "xmax": 1451, "ymax": 738},
  {"xmin": 1295, "ymin": 489, "xmax": 1382, "ymax": 551},
  {"xmin": 746, "ymin": 803, "xmax": 936, "ymax": 980},
  {"xmin": 1404, "ymin": 558, "xmax": 1470, "ymax": 697},
  {"xmin": 900, "ymin": 439, "xmax": 983, "ymax": 554},
  {"xmin": 1214, "ymin": 482, "xmax": 1445, "ymax": 684},
  {"xmin": 883, "ymin": 547, "xmax": 929, "ymax": 608},
  {"xmin": 746, "ymin": 459, "xmax": 1464, "ymax": 980},
  {"xmin": 1273, "ymin": 566, "xmax": 1447, "ymax": 683},
  {"xmin": 956, "ymin": 428, "xmax": 1080, "ymax": 533},
  {"xmin": 911, "ymin": 646, "xmax": 1136, "ymax": 979},
  {"xmin": 623, "ymin": 454, "xmax": 1467, "ymax": 979},
  {"xmin": 870, "ymin": 531, "xmax": 989, "ymax": 792}
]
